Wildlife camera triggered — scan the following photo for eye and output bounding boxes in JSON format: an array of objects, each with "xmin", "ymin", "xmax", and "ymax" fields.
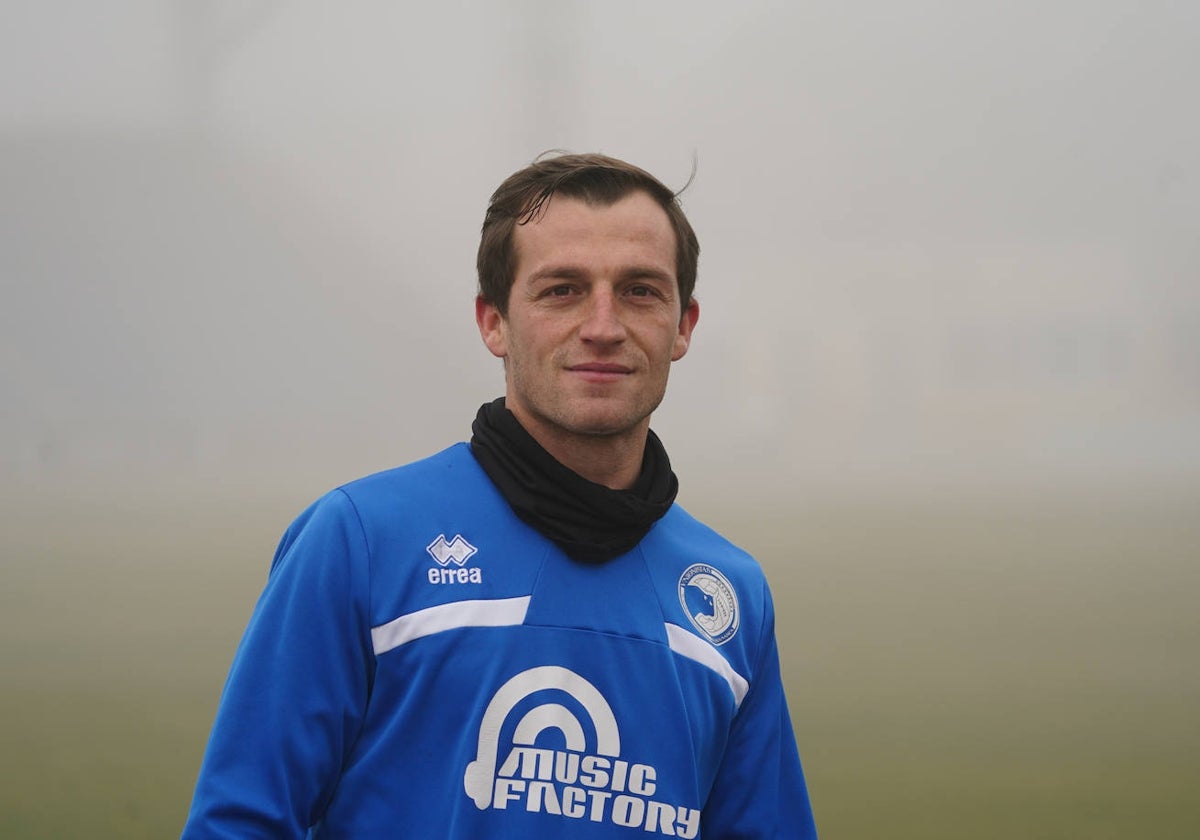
[
  {"xmin": 627, "ymin": 285, "xmax": 655, "ymax": 298},
  {"xmin": 545, "ymin": 284, "xmax": 574, "ymax": 297}
]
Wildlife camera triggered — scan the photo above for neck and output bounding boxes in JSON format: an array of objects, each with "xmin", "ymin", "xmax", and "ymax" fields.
[
  {"xmin": 468, "ymin": 398, "xmax": 679, "ymax": 563},
  {"xmin": 509, "ymin": 410, "xmax": 648, "ymax": 490}
]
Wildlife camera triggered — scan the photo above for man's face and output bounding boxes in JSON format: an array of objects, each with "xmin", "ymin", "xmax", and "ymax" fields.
[{"xmin": 476, "ymin": 190, "xmax": 699, "ymax": 452}]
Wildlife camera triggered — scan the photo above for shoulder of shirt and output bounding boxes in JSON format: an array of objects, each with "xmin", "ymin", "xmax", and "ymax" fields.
[
  {"xmin": 291, "ymin": 443, "xmax": 489, "ymax": 527},
  {"xmin": 333, "ymin": 442, "xmax": 481, "ymax": 501},
  {"xmin": 651, "ymin": 503, "xmax": 767, "ymax": 585},
  {"xmin": 337, "ymin": 442, "xmax": 477, "ymax": 493},
  {"xmin": 316, "ymin": 439, "xmax": 508, "ymax": 525}
]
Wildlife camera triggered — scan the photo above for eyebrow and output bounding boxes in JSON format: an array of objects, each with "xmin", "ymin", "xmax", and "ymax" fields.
[
  {"xmin": 527, "ymin": 265, "xmax": 675, "ymax": 284},
  {"xmin": 528, "ymin": 265, "xmax": 586, "ymax": 283}
]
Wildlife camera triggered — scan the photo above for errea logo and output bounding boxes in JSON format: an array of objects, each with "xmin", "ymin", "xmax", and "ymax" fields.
[{"xmin": 426, "ymin": 534, "xmax": 483, "ymax": 585}]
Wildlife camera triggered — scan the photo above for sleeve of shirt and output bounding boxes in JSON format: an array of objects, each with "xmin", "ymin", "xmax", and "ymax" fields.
[
  {"xmin": 701, "ymin": 580, "xmax": 818, "ymax": 839},
  {"xmin": 180, "ymin": 489, "xmax": 375, "ymax": 840}
]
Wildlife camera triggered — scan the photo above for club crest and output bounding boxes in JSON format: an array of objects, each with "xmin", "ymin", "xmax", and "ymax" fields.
[{"xmin": 678, "ymin": 564, "xmax": 739, "ymax": 645}]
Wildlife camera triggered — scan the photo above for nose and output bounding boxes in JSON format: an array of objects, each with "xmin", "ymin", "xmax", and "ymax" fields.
[{"xmin": 578, "ymin": 288, "xmax": 627, "ymax": 344}]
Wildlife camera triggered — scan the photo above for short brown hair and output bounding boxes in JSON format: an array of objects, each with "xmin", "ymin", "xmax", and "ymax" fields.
[{"xmin": 477, "ymin": 152, "xmax": 700, "ymax": 316}]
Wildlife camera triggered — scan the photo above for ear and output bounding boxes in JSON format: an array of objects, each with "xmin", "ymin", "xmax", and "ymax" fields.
[
  {"xmin": 476, "ymin": 295, "xmax": 508, "ymax": 358},
  {"xmin": 671, "ymin": 297, "xmax": 700, "ymax": 362}
]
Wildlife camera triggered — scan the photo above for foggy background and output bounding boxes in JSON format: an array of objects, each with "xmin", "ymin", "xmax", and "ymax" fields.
[{"xmin": 3, "ymin": 2, "xmax": 1198, "ymax": 838}]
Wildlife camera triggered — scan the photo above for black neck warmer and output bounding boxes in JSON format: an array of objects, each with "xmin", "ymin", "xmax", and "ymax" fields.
[{"xmin": 470, "ymin": 398, "xmax": 678, "ymax": 563}]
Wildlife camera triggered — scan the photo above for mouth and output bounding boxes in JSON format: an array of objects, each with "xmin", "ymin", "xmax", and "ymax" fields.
[
  {"xmin": 569, "ymin": 362, "xmax": 632, "ymax": 374},
  {"xmin": 566, "ymin": 362, "xmax": 633, "ymax": 382}
]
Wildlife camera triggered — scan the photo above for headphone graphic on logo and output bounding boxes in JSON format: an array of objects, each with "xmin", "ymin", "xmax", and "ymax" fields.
[{"xmin": 463, "ymin": 666, "xmax": 620, "ymax": 809}]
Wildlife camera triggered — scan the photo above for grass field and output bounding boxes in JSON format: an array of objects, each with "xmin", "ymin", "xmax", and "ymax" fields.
[{"xmin": 3, "ymin": 487, "xmax": 1197, "ymax": 838}]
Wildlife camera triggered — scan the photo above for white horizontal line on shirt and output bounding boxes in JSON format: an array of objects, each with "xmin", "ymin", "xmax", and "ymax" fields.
[
  {"xmin": 371, "ymin": 596, "xmax": 532, "ymax": 655},
  {"xmin": 664, "ymin": 623, "xmax": 750, "ymax": 707}
]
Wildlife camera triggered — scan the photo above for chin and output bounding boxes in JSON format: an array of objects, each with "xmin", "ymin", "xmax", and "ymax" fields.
[{"xmin": 560, "ymin": 405, "xmax": 654, "ymax": 439}]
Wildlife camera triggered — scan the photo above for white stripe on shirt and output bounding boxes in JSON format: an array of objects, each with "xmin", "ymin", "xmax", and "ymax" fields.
[{"xmin": 372, "ymin": 596, "xmax": 532, "ymax": 655}]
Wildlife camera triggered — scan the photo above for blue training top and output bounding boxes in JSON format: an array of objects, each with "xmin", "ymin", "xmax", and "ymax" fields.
[{"xmin": 182, "ymin": 443, "xmax": 817, "ymax": 839}]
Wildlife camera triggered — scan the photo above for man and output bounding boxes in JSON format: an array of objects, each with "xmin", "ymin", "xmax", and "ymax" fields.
[{"xmin": 182, "ymin": 153, "xmax": 817, "ymax": 838}]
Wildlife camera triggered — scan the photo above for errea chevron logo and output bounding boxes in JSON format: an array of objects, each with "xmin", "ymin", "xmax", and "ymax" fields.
[
  {"xmin": 426, "ymin": 534, "xmax": 482, "ymax": 585},
  {"xmin": 427, "ymin": 534, "xmax": 477, "ymax": 566}
]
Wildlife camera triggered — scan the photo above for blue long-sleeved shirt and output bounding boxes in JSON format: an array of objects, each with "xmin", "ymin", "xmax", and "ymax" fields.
[{"xmin": 182, "ymin": 444, "xmax": 817, "ymax": 838}]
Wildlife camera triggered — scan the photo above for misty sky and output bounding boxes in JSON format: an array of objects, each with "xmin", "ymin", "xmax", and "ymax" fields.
[{"xmin": 3, "ymin": 0, "xmax": 1198, "ymax": 506}]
